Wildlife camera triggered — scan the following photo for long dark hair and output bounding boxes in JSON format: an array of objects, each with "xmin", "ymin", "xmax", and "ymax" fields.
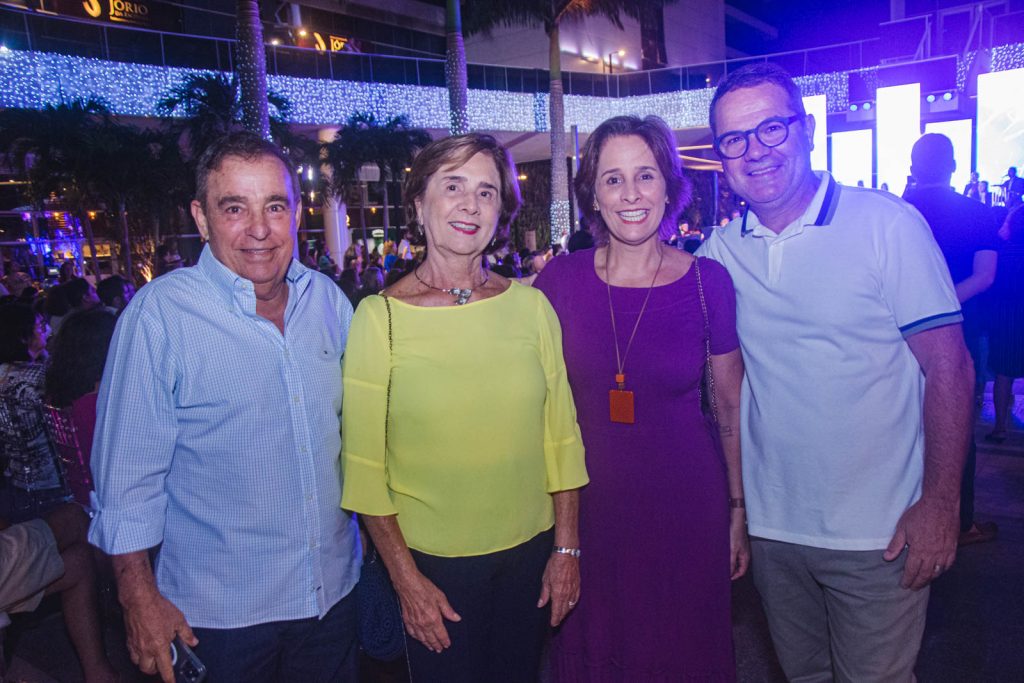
[{"xmin": 45, "ymin": 308, "xmax": 117, "ymax": 406}]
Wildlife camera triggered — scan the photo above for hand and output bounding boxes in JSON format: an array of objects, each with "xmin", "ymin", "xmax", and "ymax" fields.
[
  {"xmin": 394, "ymin": 572, "xmax": 461, "ymax": 653},
  {"xmin": 883, "ymin": 496, "xmax": 958, "ymax": 590},
  {"xmin": 120, "ymin": 587, "xmax": 196, "ymax": 683},
  {"xmin": 538, "ymin": 552, "xmax": 580, "ymax": 627},
  {"xmin": 729, "ymin": 512, "xmax": 750, "ymax": 580}
]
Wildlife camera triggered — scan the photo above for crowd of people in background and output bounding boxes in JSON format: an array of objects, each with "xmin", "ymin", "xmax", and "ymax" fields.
[{"xmin": 0, "ymin": 59, "xmax": 1023, "ymax": 683}]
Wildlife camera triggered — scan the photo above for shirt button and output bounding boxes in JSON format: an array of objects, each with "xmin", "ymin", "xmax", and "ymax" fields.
[{"xmin": 293, "ymin": 395, "xmax": 300, "ymax": 404}]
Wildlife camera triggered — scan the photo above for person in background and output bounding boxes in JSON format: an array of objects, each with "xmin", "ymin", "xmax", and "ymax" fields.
[
  {"xmin": 1, "ymin": 503, "xmax": 117, "ymax": 682},
  {"xmin": 964, "ymin": 171, "xmax": 981, "ymax": 200},
  {"xmin": 905, "ymin": 133, "xmax": 1000, "ymax": 547},
  {"xmin": 0, "ymin": 304, "xmax": 70, "ymax": 522},
  {"xmin": 987, "ymin": 207, "xmax": 1024, "ymax": 443},
  {"xmin": 565, "ymin": 231, "xmax": 594, "ymax": 254},
  {"xmin": 699, "ymin": 62, "xmax": 973, "ymax": 681},
  {"xmin": 536, "ymin": 115, "xmax": 748, "ymax": 681},
  {"xmin": 96, "ymin": 275, "xmax": 135, "ymax": 315},
  {"xmin": 341, "ymin": 132, "xmax": 587, "ymax": 683},
  {"xmin": 88, "ymin": 133, "xmax": 361, "ymax": 683},
  {"xmin": 44, "ymin": 308, "xmax": 117, "ymax": 506}
]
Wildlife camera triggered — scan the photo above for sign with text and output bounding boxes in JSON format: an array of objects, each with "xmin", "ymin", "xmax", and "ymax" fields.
[{"xmin": 43, "ymin": 0, "xmax": 182, "ymax": 31}]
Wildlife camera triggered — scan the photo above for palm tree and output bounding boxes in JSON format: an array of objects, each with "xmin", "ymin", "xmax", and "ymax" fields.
[
  {"xmin": 322, "ymin": 113, "xmax": 431, "ymax": 246},
  {"xmin": 463, "ymin": 1, "xmax": 674, "ymax": 245},
  {"xmin": 446, "ymin": 0, "xmax": 469, "ymax": 135},
  {"xmin": 0, "ymin": 100, "xmax": 109, "ymax": 277},
  {"xmin": 158, "ymin": 74, "xmax": 293, "ymax": 163},
  {"xmin": 236, "ymin": 0, "xmax": 270, "ymax": 138}
]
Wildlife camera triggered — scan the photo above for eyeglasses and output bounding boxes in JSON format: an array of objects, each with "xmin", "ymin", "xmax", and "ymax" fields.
[{"xmin": 713, "ymin": 114, "xmax": 804, "ymax": 160}]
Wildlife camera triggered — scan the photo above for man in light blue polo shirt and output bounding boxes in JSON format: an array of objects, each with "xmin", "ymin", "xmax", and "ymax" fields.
[
  {"xmin": 89, "ymin": 133, "xmax": 361, "ymax": 683},
  {"xmin": 699, "ymin": 63, "xmax": 974, "ymax": 681}
]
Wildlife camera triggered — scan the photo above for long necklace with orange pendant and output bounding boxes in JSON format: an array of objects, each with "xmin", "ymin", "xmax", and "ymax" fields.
[{"xmin": 606, "ymin": 245, "xmax": 664, "ymax": 424}]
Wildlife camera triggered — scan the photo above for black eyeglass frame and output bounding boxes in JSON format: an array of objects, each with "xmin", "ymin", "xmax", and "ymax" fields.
[{"xmin": 713, "ymin": 113, "xmax": 805, "ymax": 160}]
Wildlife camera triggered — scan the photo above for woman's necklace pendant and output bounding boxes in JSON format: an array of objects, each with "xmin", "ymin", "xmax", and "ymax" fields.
[
  {"xmin": 445, "ymin": 287, "xmax": 473, "ymax": 305},
  {"xmin": 609, "ymin": 373, "xmax": 635, "ymax": 424}
]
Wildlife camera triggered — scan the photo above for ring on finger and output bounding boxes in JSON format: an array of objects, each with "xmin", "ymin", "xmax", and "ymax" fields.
[
  {"xmin": 933, "ymin": 564, "xmax": 943, "ymax": 573},
  {"xmin": 568, "ymin": 599, "xmax": 577, "ymax": 607}
]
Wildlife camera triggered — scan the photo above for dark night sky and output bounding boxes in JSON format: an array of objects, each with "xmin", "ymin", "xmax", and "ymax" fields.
[{"xmin": 726, "ymin": 0, "xmax": 967, "ymax": 53}]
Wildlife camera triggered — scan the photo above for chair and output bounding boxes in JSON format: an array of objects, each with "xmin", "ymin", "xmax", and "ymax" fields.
[{"xmin": 40, "ymin": 405, "xmax": 91, "ymax": 509}]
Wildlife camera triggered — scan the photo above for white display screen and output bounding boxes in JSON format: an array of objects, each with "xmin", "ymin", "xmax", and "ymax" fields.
[
  {"xmin": 876, "ymin": 83, "xmax": 921, "ymax": 191},
  {"xmin": 923, "ymin": 119, "xmax": 973, "ymax": 193},
  {"xmin": 831, "ymin": 129, "xmax": 874, "ymax": 188},
  {"xmin": 977, "ymin": 68, "xmax": 1024, "ymax": 189},
  {"xmin": 803, "ymin": 94, "xmax": 828, "ymax": 172}
]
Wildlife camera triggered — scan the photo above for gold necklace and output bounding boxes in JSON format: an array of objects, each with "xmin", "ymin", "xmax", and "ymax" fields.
[{"xmin": 606, "ymin": 245, "xmax": 664, "ymax": 424}]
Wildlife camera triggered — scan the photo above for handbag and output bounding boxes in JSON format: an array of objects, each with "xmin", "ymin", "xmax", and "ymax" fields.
[
  {"xmin": 694, "ymin": 259, "xmax": 724, "ymax": 455},
  {"xmin": 354, "ymin": 293, "xmax": 406, "ymax": 662}
]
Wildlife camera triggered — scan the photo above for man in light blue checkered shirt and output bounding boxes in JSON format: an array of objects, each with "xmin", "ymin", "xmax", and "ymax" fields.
[{"xmin": 88, "ymin": 133, "xmax": 361, "ymax": 683}]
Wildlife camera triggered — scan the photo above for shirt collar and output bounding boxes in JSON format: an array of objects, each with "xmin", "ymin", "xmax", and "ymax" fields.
[
  {"xmin": 741, "ymin": 171, "xmax": 840, "ymax": 237},
  {"xmin": 197, "ymin": 244, "xmax": 311, "ymax": 314}
]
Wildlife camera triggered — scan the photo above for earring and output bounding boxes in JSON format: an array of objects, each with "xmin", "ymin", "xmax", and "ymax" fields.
[
  {"xmin": 593, "ymin": 200, "xmax": 600, "ymax": 211},
  {"xmin": 665, "ymin": 197, "xmax": 670, "ymax": 204}
]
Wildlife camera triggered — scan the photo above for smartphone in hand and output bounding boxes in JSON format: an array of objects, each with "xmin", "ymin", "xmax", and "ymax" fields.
[{"xmin": 170, "ymin": 636, "xmax": 207, "ymax": 683}]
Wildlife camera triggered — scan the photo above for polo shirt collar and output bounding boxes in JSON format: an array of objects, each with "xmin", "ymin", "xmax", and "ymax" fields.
[
  {"xmin": 198, "ymin": 244, "xmax": 311, "ymax": 315},
  {"xmin": 741, "ymin": 171, "xmax": 841, "ymax": 238}
]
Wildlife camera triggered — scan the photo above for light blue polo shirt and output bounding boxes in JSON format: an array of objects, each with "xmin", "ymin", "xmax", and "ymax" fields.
[{"xmin": 699, "ymin": 172, "xmax": 961, "ymax": 550}]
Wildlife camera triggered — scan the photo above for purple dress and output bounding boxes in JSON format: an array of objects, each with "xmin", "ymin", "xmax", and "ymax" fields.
[{"xmin": 535, "ymin": 249, "xmax": 740, "ymax": 682}]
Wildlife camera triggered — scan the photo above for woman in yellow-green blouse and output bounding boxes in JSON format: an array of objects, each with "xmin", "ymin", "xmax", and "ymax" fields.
[{"xmin": 341, "ymin": 133, "xmax": 588, "ymax": 682}]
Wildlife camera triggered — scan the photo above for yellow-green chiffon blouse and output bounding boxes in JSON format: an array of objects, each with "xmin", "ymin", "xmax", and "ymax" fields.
[{"xmin": 340, "ymin": 283, "xmax": 588, "ymax": 557}]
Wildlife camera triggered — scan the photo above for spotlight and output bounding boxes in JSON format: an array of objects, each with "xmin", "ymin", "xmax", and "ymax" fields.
[
  {"xmin": 863, "ymin": 102, "xmax": 872, "ymax": 110},
  {"xmin": 298, "ymin": 28, "xmax": 308, "ymax": 37},
  {"xmin": 850, "ymin": 104, "xmax": 859, "ymax": 112},
  {"xmin": 942, "ymin": 92, "xmax": 953, "ymax": 101},
  {"xmin": 926, "ymin": 94, "xmax": 936, "ymax": 103},
  {"xmin": 270, "ymin": 38, "xmax": 281, "ymax": 46}
]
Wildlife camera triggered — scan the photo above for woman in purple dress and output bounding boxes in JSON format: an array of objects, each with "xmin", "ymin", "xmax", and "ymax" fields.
[{"xmin": 535, "ymin": 115, "xmax": 749, "ymax": 681}]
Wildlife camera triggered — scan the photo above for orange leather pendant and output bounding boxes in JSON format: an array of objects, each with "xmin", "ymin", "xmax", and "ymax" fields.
[{"xmin": 609, "ymin": 389, "xmax": 635, "ymax": 424}]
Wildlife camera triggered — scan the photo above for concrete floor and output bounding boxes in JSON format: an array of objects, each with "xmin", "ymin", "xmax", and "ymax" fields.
[{"xmin": 5, "ymin": 385, "xmax": 1024, "ymax": 682}]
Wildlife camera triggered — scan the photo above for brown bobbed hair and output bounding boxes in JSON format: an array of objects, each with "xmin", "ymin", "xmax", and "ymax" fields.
[
  {"xmin": 403, "ymin": 133, "xmax": 522, "ymax": 252},
  {"xmin": 575, "ymin": 115, "xmax": 691, "ymax": 245}
]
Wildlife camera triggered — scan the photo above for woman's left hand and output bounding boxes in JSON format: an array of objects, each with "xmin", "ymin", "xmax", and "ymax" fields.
[
  {"xmin": 537, "ymin": 553, "xmax": 580, "ymax": 627},
  {"xmin": 730, "ymin": 510, "xmax": 750, "ymax": 580}
]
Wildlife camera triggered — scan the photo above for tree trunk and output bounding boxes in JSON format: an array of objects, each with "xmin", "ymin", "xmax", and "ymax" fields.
[
  {"xmin": 117, "ymin": 198, "xmax": 132, "ymax": 279},
  {"xmin": 445, "ymin": 0, "xmax": 469, "ymax": 135},
  {"xmin": 359, "ymin": 182, "xmax": 369, "ymax": 249},
  {"xmin": 30, "ymin": 203, "xmax": 45, "ymax": 278},
  {"xmin": 548, "ymin": 24, "xmax": 569, "ymax": 246},
  {"xmin": 236, "ymin": 0, "xmax": 271, "ymax": 139},
  {"xmin": 79, "ymin": 211, "xmax": 101, "ymax": 280},
  {"xmin": 381, "ymin": 181, "xmax": 391, "ymax": 243}
]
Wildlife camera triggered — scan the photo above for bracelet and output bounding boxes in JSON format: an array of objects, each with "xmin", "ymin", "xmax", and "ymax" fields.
[
  {"xmin": 728, "ymin": 497, "xmax": 746, "ymax": 509},
  {"xmin": 553, "ymin": 546, "xmax": 581, "ymax": 558}
]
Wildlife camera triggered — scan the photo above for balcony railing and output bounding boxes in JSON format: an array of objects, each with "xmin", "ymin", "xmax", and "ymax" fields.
[{"xmin": 0, "ymin": 4, "xmax": 916, "ymax": 98}]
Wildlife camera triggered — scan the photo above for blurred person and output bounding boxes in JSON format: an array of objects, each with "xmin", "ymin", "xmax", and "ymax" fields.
[
  {"xmin": 88, "ymin": 133, "xmax": 361, "ymax": 683},
  {"xmin": 987, "ymin": 207, "xmax": 1024, "ymax": 443},
  {"xmin": 565, "ymin": 229, "xmax": 598, "ymax": 253},
  {"xmin": 906, "ymin": 133, "xmax": 1000, "ymax": 546},
  {"xmin": 1002, "ymin": 166, "xmax": 1023, "ymax": 208},
  {"xmin": 1, "ymin": 503, "xmax": 117, "ymax": 682},
  {"xmin": 95, "ymin": 275, "xmax": 135, "ymax": 315},
  {"xmin": 0, "ymin": 304, "xmax": 71, "ymax": 522},
  {"xmin": 58, "ymin": 260, "xmax": 80, "ymax": 283},
  {"xmin": 44, "ymin": 308, "xmax": 117, "ymax": 506},
  {"xmin": 699, "ymin": 63, "xmax": 972, "ymax": 681},
  {"xmin": 536, "ymin": 115, "xmax": 747, "ymax": 681},
  {"xmin": 341, "ymin": 133, "xmax": 587, "ymax": 682},
  {"xmin": 964, "ymin": 170, "xmax": 981, "ymax": 200},
  {"xmin": 351, "ymin": 265, "xmax": 384, "ymax": 308}
]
